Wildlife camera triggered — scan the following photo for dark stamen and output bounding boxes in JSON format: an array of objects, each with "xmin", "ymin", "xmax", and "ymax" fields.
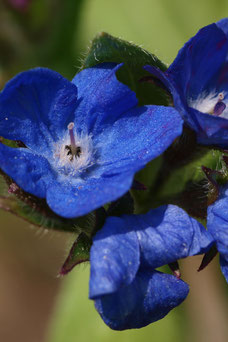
[{"xmin": 65, "ymin": 145, "xmax": 81, "ymax": 161}]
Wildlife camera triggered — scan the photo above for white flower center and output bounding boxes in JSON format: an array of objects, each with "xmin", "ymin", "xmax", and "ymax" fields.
[
  {"xmin": 53, "ymin": 122, "xmax": 94, "ymax": 177},
  {"xmin": 188, "ymin": 91, "xmax": 228, "ymax": 118}
]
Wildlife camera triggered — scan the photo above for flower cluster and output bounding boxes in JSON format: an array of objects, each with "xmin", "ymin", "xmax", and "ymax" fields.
[
  {"xmin": 144, "ymin": 17, "xmax": 228, "ymax": 290},
  {"xmin": 1, "ymin": 18, "xmax": 228, "ymax": 331}
]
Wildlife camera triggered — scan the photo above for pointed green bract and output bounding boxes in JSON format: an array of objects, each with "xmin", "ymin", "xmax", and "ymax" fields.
[{"xmin": 60, "ymin": 233, "xmax": 92, "ymax": 275}]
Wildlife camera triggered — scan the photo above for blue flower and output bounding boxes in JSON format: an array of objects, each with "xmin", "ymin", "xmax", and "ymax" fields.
[
  {"xmin": 144, "ymin": 19, "xmax": 228, "ymax": 148},
  {"xmin": 0, "ymin": 63, "xmax": 183, "ymax": 218},
  {"xmin": 207, "ymin": 185, "xmax": 228, "ymax": 282},
  {"xmin": 89, "ymin": 205, "xmax": 213, "ymax": 330}
]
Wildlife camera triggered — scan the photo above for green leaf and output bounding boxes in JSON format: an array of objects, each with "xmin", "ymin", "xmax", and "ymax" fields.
[
  {"xmin": 83, "ymin": 32, "xmax": 170, "ymax": 106},
  {"xmin": 60, "ymin": 233, "xmax": 91, "ymax": 275}
]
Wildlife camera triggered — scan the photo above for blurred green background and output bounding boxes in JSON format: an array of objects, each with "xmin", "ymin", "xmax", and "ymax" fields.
[{"xmin": 0, "ymin": 0, "xmax": 228, "ymax": 341}]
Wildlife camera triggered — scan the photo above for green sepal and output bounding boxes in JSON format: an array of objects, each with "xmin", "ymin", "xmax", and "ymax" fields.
[
  {"xmin": 60, "ymin": 233, "xmax": 92, "ymax": 275},
  {"xmin": 83, "ymin": 32, "xmax": 170, "ymax": 106}
]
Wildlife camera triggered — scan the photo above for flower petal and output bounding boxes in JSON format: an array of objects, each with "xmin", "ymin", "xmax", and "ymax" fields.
[
  {"xmin": 0, "ymin": 143, "xmax": 54, "ymax": 197},
  {"xmin": 167, "ymin": 23, "xmax": 228, "ymax": 99},
  {"xmin": 217, "ymin": 18, "xmax": 228, "ymax": 38},
  {"xmin": 0, "ymin": 68, "xmax": 78, "ymax": 153},
  {"xmin": 135, "ymin": 205, "xmax": 213, "ymax": 268},
  {"xmin": 219, "ymin": 255, "xmax": 228, "ymax": 283},
  {"xmin": 94, "ymin": 105, "xmax": 183, "ymax": 175},
  {"xmin": 89, "ymin": 216, "xmax": 140, "ymax": 299},
  {"xmin": 72, "ymin": 63, "xmax": 138, "ymax": 134},
  {"xmin": 145, "ymin": 24, "xmax": 228, "ymax": 138},
  {"xmin": 190, "ymin": 107, "xmax": 228, "ymax": 147},
  {"xmin": 144, "ymin": 65, "xmax": 201, "ymax": 131},
  {"xmin": 46, "ymin": 172, "xmax": 134, "ymax": 218},
  {"xmin": 207, "ymin": 191, "xmax": 228, "ymax": 279},
  {"xmin": 94, "ymin": 269, "xmax": 189, "ymax": 330}
]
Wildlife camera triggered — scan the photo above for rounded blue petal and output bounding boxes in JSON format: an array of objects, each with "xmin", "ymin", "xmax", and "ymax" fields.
[
  {"xmin": 102, "ymin": 205, "xmax": 213, "ymax": 270},
  {"xmin": 0, "ymin": 68, "xmax": 78, "ymax": 153},
  {"xmin": 72, "ymin": 63, "xmax": 138, "ymax": 134},
  {"xmin": 89, "ymin": 216, "xmax": 140, "ymax": 299},
  {"xmin": 46, "ymin": 172, "xmax": 134, "ymax": 218},
  {"xmin": 0, "ymin": 144, "xmax": 54, "ymax": 198},
  {"xmin": 94, "ymin": 269, "xmax": 189, "ymax": 330},
  {"xmin": 144, "ymin": 65, "xmax": 201, "ymax": 131},
  {"xmin": 207, "ymin": 190, "xmax": 228, "ymax": 244},
  {"xmin": 167, "ymin": 23, "xmax": 228, "ymax": 99},
  {"xmin": 190, "ymin": 107, "xmax": 228, "ymax": 147},
  {"xmin": 135, "ymin": 205, "xmax": 213, "ymax": 268},
  {"xmin": 207, "ymin": 189, "xmax": 228, "ymax": 281},
  {"xmin": 94, "ymin": 105, "xmax": 183, "ymax": 175}
]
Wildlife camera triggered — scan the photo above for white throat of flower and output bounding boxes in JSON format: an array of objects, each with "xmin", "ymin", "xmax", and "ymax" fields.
[
  {"xmin": 188, "ymin": 91, "xmax": 228, "ymax": 119},
  {"xmin": 53, "ymin": 122, "xmax": 94, "ymax": 176}
]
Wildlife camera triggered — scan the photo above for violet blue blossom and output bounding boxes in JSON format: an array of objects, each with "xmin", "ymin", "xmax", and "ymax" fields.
[
  {"xmin": 145, "ymin": 18, "xmax": 228, "ymax": 148},
  {"xmin": 0, "ymin": 63, "xmax": 183, "ymax": 218},
  {"xmin": 89, "ymin": 205, "xmax": 213, "ymax": 330}
]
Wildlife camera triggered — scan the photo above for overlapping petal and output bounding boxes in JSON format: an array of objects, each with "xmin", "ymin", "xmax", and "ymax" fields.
[
  {"xmin": 144, "ymin": 65, "xmax": 201, "ymax": 131},
  {"xmin": 94, "ymin": 105, "xmax": 183, "ymax": 175},
  {"xmin": 72, "ymin": 63, "xmax": 138, "ymax": 134},
  {"xmin": 89, "ymin": 205, "xmax": 211, "ymax": 329},
  {"xmin": 191, "ymin": 108, "xmax": 228, "ymax": 147},
  {"xmin": 207, "ymin": 190, "xmax": 228, "ymax": 282},
  {"xmin": 89, "ymin": 216, "xmax": 140, "ymax": 298},
  {"xmin": 46, "ymin": 171, "xmax": 134, "ymax": 218},
  {"xmin": 0, "ymin": 68, "xmax": 78, "ymax": 153},
  {"xmin": 94, "ymin": 269, "xmax": 189, "ymax": 330},
  {"xmin": 0, "ymin": 143, "xmax": 54, "ymax": 197},
  {"xmin": 135, "ymin": 205, "xmax": 213, "ymax": 268},
  {"xmin": 90, "ymin": 205, "xmax": 212, "ymax": 294},
  {"xmin": 167, "ymin": 23, "xmax": 228, "ymax": 98}
]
